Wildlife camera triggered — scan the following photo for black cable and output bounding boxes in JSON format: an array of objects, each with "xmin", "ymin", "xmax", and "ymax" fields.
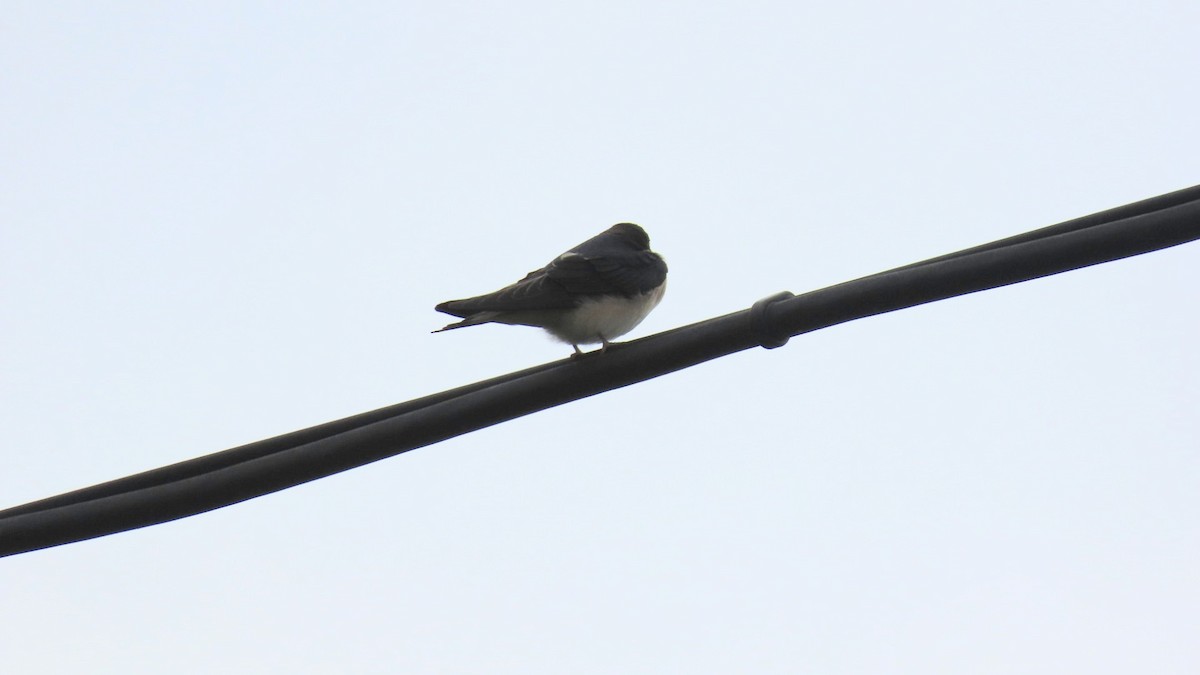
[
  {"xmin": 0, "ymin": 360, "xmax": 565, "ymax": 521},
  {"xmin": 765, "ymin": 186, "xmax": 1200, "ymax": 343},
  {"xmin": 2, "ymin": 185, "xmax": 1198, "ymax": 558}
]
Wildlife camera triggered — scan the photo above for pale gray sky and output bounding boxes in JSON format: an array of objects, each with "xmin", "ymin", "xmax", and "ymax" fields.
[{"xmin": 2, "ymin": 2, "xmax": 1198, "ymax": 673}]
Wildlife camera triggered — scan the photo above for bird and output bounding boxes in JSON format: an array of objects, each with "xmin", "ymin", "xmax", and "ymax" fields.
[{"xmin": 434, "ymin": 223, "xmax": 668, "ymax": 355}]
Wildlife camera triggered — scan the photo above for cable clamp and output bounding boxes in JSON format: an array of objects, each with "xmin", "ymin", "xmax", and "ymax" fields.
[{"xmin": 752, "ymin": 291, "xmax": 795, "ymax": 349}]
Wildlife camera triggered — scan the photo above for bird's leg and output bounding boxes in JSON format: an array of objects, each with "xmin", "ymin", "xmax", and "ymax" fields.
[
  {"xmin": 600, "ymin": 336, "xmax": 611, "ymax": 353},
  {"xmin": 570, "ymin": 343, "xmax": 584, "ymax": 359}
]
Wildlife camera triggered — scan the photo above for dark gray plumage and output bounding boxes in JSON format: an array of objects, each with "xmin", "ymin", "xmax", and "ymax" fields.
[{"xmin": 434, "ymin": 223, "xmax": 668, "ymax": 353}]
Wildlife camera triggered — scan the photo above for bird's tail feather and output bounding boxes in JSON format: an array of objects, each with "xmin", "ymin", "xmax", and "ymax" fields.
[{"xmin": 431, "ymin": 311, "xmax": 502, "ymax": 334}]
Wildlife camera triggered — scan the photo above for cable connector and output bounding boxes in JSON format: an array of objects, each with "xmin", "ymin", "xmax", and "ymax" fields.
[{"xmin": 752, "ymin": 291, "xmax": 795, "ymax": 349}]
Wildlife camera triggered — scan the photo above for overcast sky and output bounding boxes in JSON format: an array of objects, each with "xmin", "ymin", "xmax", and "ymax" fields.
[{"xmin": 2, "ymin": 2, "xmax": 1198, "ymax": 673}]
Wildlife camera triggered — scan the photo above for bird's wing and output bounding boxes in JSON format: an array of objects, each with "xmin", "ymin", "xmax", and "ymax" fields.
[
  {"xmin": 434, "ymin": 260, "xmax": 576, "ymax": 317},
  {"xmin": 435, "ymin": 251, "xmax": 667, "ymax": 318},
  {"xmin": 561, "ymin": 250, "xmax": 667, "ymax": 296}
]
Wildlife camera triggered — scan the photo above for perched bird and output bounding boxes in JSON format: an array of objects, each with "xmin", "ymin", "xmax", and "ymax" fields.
[{"xmin": 434, "ymin": 223, "xmax": 668, "ymax": 354}]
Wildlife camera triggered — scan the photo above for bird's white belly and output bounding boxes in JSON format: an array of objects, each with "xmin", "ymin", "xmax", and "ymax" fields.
[{"xmin": 546, "ymin": 282, "xmax": 666, "ymax": 345}]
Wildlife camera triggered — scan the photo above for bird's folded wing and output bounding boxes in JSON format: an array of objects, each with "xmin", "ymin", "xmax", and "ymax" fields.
[
  {"xmin": 434, "ymin": 271, "xmax": 576, "ymax": 316},
  {"xmin": 436, "ymin": 251, "xmax": 666, "ymax": 317},
  {"xmin": 574, "ymin": 251, "xmax": 667, "ymax": 295}
]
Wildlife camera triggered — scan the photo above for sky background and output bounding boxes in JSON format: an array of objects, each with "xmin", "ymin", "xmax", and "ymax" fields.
[{"xmin": 2, "ymin": 1, "xmax": 1198, "ymax": 673}]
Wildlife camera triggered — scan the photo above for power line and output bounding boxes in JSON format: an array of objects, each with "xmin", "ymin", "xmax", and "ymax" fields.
[{"xmin": 2, "ymin": 185, "xmax": 1198, "ymax": 558}]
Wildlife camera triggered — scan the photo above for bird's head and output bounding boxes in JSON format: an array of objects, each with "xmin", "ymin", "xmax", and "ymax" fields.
[{"xmin": 608, "ymin": 222, "xmax": 651, "ymax": 250}]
